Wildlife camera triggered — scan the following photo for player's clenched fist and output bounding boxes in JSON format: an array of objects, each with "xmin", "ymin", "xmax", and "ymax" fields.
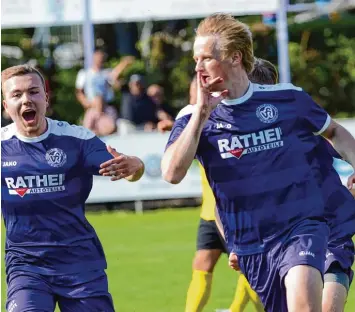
[{"xmin": 229, "ymin": 252, "xmax": 240, "ymax": 271}]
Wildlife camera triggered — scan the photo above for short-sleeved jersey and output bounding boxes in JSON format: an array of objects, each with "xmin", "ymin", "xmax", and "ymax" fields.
[
  {"xmin": 167, "ymin": 83, "xmax": 333, "ymax": 255},
  {"xmin": 1, "ymin": 118, "xmax": 113, "ymax": 275}
]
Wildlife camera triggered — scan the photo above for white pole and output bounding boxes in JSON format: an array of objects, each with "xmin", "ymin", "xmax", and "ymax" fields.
[
  {"xmin": 83, "ymin": 0, "xmax": 94, "ymax": 70},
  {"xmin": 276, "ymin": 0, "xmax": 291, "ymax": 83}
]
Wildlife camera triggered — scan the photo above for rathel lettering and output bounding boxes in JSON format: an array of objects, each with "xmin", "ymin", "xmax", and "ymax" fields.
[
  {"xmin": 217, "ymin": 127, "xmax": 283, "ymax": 159},
  {"xmin": 4, "ymin": 174, "xmax": 65, "ymax": 197}
]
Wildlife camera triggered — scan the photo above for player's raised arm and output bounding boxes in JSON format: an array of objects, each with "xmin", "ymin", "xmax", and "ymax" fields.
[{"xmin": 161, "ymin": 73, "xmax": 227, "ymax": 184}]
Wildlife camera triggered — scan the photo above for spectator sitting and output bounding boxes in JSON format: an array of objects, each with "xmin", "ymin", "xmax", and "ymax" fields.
[
  {"xmin": 147, "ymin": 84, "xmax": 175, "ymax": 122},
  {"xmin": 75, "ymin": 49, "xmax": 134, "ymax": 136},
  {"xmin": 120, "ymin": 74, "xmax": 158, "ymax": 131}
]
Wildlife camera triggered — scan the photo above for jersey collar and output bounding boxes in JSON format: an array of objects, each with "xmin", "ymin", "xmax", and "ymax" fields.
[
  {"xmin": 221, "ymin": 81, "xmax": 254, "ymax": 106},
  {"xmin": 15, "ymin": 118, "xmax": 52, "ymax": 143}
]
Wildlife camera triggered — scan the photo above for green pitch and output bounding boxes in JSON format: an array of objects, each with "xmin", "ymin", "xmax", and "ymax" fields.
[{"xmin": 2, "ymin": 208, "xmax": 355, "ymax": 312}]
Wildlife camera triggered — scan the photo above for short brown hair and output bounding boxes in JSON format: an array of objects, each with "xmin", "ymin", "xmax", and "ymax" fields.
[
  {"xmin": 248, "ymin": 58, "xmax": 278, "ymax": 84},
  {"xmin": 196, "ymin": 13, "xmax": 254, "ymax": 74},
  {"xmin": 1, "ymin": 65, "xmax": 46, "ymax": 92}
]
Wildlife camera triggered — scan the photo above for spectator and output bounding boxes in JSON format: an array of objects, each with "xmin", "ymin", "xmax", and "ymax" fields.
[
  {"xmin": 75, "ymin": 49, "xmax": 134, "ymax": 136},
  {"xmin": 120, "ymin": 74, "xmax": 158, "ymax": 131},
  {"xmin": 147, "ymin": 84, "xmax": 175, "ymax": 121}
]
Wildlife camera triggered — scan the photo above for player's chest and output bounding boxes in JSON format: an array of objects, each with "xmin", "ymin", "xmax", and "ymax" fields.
[
  {"xmin": 201, "ymin": 105, "xmax": 298, "ymax": 161},
  {"xmin": 1, "ymin": 141, "xmax": 80, "ymax": 196}
]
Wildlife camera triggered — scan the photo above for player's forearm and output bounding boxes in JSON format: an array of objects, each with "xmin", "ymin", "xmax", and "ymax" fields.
[
  {"xmin": 162, "ymin": 109, "xmax": 208, "ymax": 184},
  {"xmin": 325, "ymin": 121, "xmax": 355, "ymax": 167}
]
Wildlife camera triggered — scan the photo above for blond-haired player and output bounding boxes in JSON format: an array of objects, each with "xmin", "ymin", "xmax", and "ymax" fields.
[
  {"xmin": 159, "ymin": 58, "xmax": 278, "ymax": 311},
  {"xmin": 162, "ymin": 13, "xmax": 355, "ymax": 312}
]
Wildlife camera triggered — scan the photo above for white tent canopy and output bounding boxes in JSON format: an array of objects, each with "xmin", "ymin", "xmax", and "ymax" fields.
[{"xmin": 1, "ymin": 0, "xmax": 279, "ymax": 28}]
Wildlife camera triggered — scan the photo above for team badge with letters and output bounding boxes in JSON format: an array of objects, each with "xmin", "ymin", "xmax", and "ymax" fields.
[
  {"xmin": 256, "ymin": 104, "xmax": 278, "ymax": 124},
  {"xmin": 46, "ymin": 148, "xmax": 67, "ymax": 167}
]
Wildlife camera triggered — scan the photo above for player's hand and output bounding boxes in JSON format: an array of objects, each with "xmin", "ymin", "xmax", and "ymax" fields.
[
  {"xmin": 347, "ymin": 173, "xmax": 355, "ymax": 190},
  {"xmin": 196, "ymin": 72, "xmax": 228, "ymax": 118},
  {"xmin": 229, "ymin": 252, "xmax": 240, "ymax": 271},
  {"xmin": 157, "ymin": 120, "xmax": 174, "ymax": 133},
  {"xmin": 99, "ymin": 145, "xmax": 144, "ymax": 181}
]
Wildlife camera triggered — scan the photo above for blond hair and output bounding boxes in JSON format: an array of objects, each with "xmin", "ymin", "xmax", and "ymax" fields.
[
  {"xmin": 1, "ymin": 65, "xmax": 46, "ymax": 92},
  {"xmin": 249, "ymin": 58, "xmax": 278, "ymax": 85},
  {"xmin": 196, "ymin": 13, "xmax": 254, "ymax": 73}
]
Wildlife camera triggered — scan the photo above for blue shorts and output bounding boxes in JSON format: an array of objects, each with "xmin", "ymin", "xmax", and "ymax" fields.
[
  {"xmin": 238, "ymin": 221, "xmax": 329, "ymax": 312},
  {"xmin": 6, "ymin": 270, "xmax": 114, "ymax": 312},
  {"xmin": 325, "ymin": 237, "xmax": 355, "ymax": 286}
]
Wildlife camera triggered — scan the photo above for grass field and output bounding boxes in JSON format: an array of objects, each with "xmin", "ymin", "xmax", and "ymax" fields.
[{"xmin": 2, "ymin": 208, "xmax": 355, "ymax": 312}]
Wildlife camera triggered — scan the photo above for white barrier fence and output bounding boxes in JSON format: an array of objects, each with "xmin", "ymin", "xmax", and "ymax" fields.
[
  {"xmin": 86, "ymin": 119, "xmax": 355, "ymax": 204},
  {"xmin": 87, "ymin": 132, "xmax": 202, "ymax": 204}
]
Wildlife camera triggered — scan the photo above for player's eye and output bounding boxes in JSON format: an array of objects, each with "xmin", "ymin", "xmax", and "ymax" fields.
[
  {"xmin": 12, "ymin": 93, "xmax": 21, "ymax": 98},
  {"xmin": 30, "ymin": 91, "xmax": 39, "ymax": 95}
]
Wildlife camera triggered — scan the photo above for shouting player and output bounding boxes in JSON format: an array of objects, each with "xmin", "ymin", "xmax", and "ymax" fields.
[
  {"xmin": 1, "ymin": 65, "xmax": 144, "ymax": 311},
  {"xmin": 162, "ymin": 13, "xmax": 355, "ymax": 312}
]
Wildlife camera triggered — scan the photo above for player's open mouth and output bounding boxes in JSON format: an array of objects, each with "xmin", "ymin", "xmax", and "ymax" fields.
[
  {"xmin": 201, "ymin": 74, "xmax": 210, "ymax": 84},
  {"xmin": 22, "ymin": 110, "xmax": 37, "ymax": 123}
]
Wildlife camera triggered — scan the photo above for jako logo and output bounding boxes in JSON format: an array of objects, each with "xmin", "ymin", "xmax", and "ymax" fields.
[
  {"xmin": 2, "ymin": 161, "xmax": 17, "ymax": 167},
  {"xmin": 217, "ymin": 127, "xmax": 283, "ymax": 159}
]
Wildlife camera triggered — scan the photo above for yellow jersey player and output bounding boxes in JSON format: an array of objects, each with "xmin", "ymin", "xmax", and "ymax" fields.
[{"xmin": 158, "ymin": 58, "xmax": 277, "ymax": 312}]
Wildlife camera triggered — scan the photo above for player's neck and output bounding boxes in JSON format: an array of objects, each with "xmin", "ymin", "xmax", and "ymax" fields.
[
  {"xmin": 17, "ymin": 118, "xmax": 48, "ymax": 138},
  {"xmin": 226, "ymin": 72, "xmax": 250, "ymax": 100}
]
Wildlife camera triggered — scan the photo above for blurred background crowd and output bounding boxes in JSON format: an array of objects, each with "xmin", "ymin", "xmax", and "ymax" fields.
[{"xmin": 2, "ymin": 0, "xmax": 355, "ymax": 136}]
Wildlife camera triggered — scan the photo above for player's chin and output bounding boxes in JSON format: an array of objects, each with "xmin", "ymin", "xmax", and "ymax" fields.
[{"xmin": 209, "ymin": 84, "xmax": 224, "ymax": 93}]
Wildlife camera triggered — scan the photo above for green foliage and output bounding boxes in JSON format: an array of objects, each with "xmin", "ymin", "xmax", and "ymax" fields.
[
  {"xmin": 52, "ymin": 67, "xmax": 83, "ymax": 124},
  {"xmin": 2, "ymin": 17, "xmax": 355, "ymax": 122},
  {"xmin": 289, "ymin": 28, "xmax": 355, "ymax": 116}
]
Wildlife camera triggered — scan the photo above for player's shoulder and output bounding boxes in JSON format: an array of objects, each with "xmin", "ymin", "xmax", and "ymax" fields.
[
  {"xmin": 1, "ymin": 123, "xmax": 17, "ymax": 142},
  {"xmin": 253, "ymin": 82, "xmax": 303, "ymax": 93},
  {"xmin": 175, "ymin": 104, "xmax": 196, "ymax": 120},
  {"xmin": 49, "ymin": 119, "xmax": 95, "ymax": 140}
]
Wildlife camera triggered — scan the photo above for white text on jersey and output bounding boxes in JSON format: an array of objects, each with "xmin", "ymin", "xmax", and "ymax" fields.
[
  {"xmin": 2, "ymin": 161, "xmax": 17, "ymax": 167},
  {"xmin": 217, "ymin": 127, "xmax": 283, "ymax": 159},
  {"xmin": 5, "ymin": 174, "xmax": 65, "ymax": 197}
]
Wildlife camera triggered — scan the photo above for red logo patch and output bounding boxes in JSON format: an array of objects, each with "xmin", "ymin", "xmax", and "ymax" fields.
[
  {"xmin": 230, "ymin": 148, "xmax": 244, "ymax": 159},
  {"xmin": 15, "ymin": 188, "xmax": 29, "ymax": 197}
]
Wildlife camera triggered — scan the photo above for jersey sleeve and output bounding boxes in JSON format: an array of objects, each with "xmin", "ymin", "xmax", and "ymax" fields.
[
  {"xmin": 165, "ymin": 115, "xmax": 191, "ymax": 150},
  {"xmin": 82, "ymin": 136, "xmax": 112, "ymax": 175},
  {"xmin": 296, "ymin": 90, "xmax": 331, "ymax": 135}
]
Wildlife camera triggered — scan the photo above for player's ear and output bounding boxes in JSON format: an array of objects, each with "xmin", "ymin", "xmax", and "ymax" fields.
[
  {"xmin": 45, "ymin": 92, "xmax": 49, "ymax": 108},
  {"xmin": 231, "ymin": 51, "xmax": 242, "ymax": 67},
  {"xmin": 3, "ymin": 99, "xmax": 8, "ymax": 112}
]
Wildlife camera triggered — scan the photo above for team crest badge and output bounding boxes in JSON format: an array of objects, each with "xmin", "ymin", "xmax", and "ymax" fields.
[
  {"xmin": 256, "ymin": 104, "xmax": 278, "ymax": 124},
  {"xmin": 46, "ymin": 148, "xmax": 67, "ymax": 167}
]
